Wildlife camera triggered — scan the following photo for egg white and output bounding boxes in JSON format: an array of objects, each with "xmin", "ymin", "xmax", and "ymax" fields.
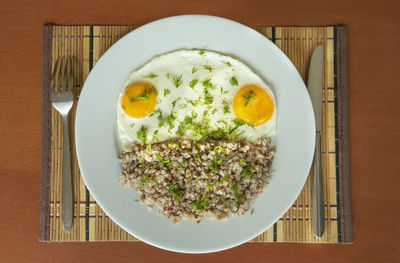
[{"xmin": 117, "ymin": 49, "xmax": 276, "ymax": 151}]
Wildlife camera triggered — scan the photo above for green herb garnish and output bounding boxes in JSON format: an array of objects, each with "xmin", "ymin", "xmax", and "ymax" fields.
[
  {"xmin": 137, "ymin": 92, "xmax": 149, "ymax": 101},
  {"xmin": 168, "ymin": 143, "xmax": 182, "ymax": 150},
  {"xmin": 152, "ymin": 129, "xmax": 159, "ymax": 141},
  {"xmin": 202, "ymin": 79, "xmax": 216, "ymax": 90},
  {"xmin": 157, "ymin": 110, "xmax": 177, "ymax": 129},
  {"xmin": 192, "ymin": 194, "xmax": 210, "ymax": 212},
  {"xmin": 239, "ymin": 159, "xmax": 255, "ymax": 178},
  {"xmin": 190, "ymin": 121, "xmax": 240, "ymax": 141},
  {"xmin": 186, "ymin": 98, "xmax": 202, "ymax": 106},
  {"xmin": 169, "ymin": 183, "xmax": 184, "ymax": 202},
  {"xmin": 222, "ymin": 100, "xmax": 230, "ymax": 114},
  {"xmin": 121, "ymin": 105, "xmax": 126, "ymax": 110},
  {"xmin": 137, "ymin": 126, "xmax": 147, "ymax": 143},
  {"xmin": 229, "ymin": 119, "xmax": 245, "ymax": 135},
  {"xmin": 204, "ymin": 96, "xmax": 213, "ymax": 105},
  {"xmin": 192, "ymin": 67, "xmax": 197, "ymax": 74},
  {"xmin": 212, "ymin": 145, "xmax": 228, "ymax": 154},
  {"xmin": 230, "ymin": 76, "xmax": 238, "ymax": 86},
  {"xmin": 176, "ymin": 123, "xmax": 186, "ymax": 136},
  {"xmin": 139, "ymin": 176, "xmax": 148, "ymax": 187},
  {"xmin": 170, "ymin": 74, "xmax": 183, "ymax": 88},
  {"xmin": 144, "ymin": 73, "xmax": 158, "ymax": 79},
  {"xmin": 176, "ymin": 113, "xmax": 197, "ymax": 136},
  {"xmin": 204, "ymin": 90, "xmax": 213, "ymax": 105},
  {"xmin": 133, "ymin": 86, "xmax": 157, "ymax": 102},
  {"xmin": 156, "ymin": 153, "xmax": 173, "ymax": 169},
  {"xmin": 172, "ymin": 97, "xmax": 181, "ymax": 109},
  {"xmin": 231, "ymin": 182, "xmax": 244, "ymax": 212},
  {"xmin": 189, "ymin": 79, "xmax": 198, "ymax": 89},
  {"xmin": 241, "ymin": 167, "xmax": 253, "ymax": 178},
  {"xmin": 209, "ymin": 156, "xmax": 225, "ymax": 172},
  {"xmin": 129, "ymin": 123, "xmax": 135, "ymax": 128},
  {"xmin": 165, "ymin": 112, "xmax": 177, "ymax": 129},
  {"xmin": 220, "ymin": 196, "xmax": 229, "ymax": 206},
  {"xmin": 164, "ymin": 88, "xmax": 171, "ymax": 97},
  {"xmin": 219, "ymin": 175, "xmax": 228, "ymax": 184},
  {"xmin": 139, "ymin": 175, "xmax": 157, "ymax": 187},
  {"xmin": 242, "ymin": 89, "xmax": 256, "ymax": 106},
  {"xmin": 176, "ymin": 161, "xmax": 186, "ymax": 171},
  {"xmin": 194, "ymin": 154, "xmax": 203, "ymax": 163},
  {"xmin": 150, "ymin": 108, "xmax": 161, "ymax": 117},
  {"xmin": 225, "ymin": 61, "xmax": 232, "ymax": 67},
  {"xmin": 239, "ymin": 159, "xmax": 248, "ymax": 166},
  {"xmin": 199, "ymin": 50, "xmax": 205, "ymax": 55},
  {"xmin": 206, "ymin": 181, "xmax": 215, "ymax": 191},
  {"xmin": 203, "ymin": 65, "xmax": 212, "ymax": 72}
]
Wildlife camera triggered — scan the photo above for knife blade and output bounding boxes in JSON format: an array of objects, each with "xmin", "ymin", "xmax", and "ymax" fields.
[{"xmin": 308, "ymin": 45, "xmax": 325, "ymax": 238}]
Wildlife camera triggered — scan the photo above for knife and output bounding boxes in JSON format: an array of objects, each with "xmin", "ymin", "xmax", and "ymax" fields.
[{"xmin": 308, "ymin": 45, "xmax": 325, "ymax": 238}]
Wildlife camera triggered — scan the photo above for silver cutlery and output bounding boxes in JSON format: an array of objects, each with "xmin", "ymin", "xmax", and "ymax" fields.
[
  {"xmin": 50, "ymin": 57, "xmax": 74, "ymax": 232},
  {"xmin": 308, "ymin": 45, "xmax": 325, "ymax": 238}
]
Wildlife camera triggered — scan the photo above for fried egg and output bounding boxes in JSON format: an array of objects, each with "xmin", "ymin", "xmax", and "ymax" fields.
[{"xmin": 117, "ymin": 50, "xmax": 276, "ymax": 151}]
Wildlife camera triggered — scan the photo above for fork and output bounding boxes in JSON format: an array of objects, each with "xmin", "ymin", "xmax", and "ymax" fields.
[{"xmin": 50, "ymin": 57, "xmax": 74, "ymax": 232}]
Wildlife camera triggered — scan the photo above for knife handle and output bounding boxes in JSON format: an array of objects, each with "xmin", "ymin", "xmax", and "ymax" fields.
[{"xmin": 312, "ymin": 131, "xmax": 325, "ymax": 238}]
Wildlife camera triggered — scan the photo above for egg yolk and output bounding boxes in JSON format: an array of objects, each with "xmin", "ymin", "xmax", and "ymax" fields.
[
  {"xmin": 121, "ymin": 82, "xmax": 157, "ymax": 118},
  {"xmin": 233, "ymin": 85, "xmax": 274, "ymax": 126}
]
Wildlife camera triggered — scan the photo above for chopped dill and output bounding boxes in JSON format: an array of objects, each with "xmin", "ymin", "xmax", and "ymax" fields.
[
  {"xmin": 242, "ymin": 89, "xmax": 256, "ymax": 106},
  {"xmin": 169, "ymin": 183, "xmax": 184, "ymax": 202},
  {"xmin": 222, "ymin": 100, "xmax": 230, "ymax": 114},
  {"xmin": 192, "ymin": 193, "xmax": 210, "ymax": 212},
  {"xmin": 230, "ymin": 76, "xmax": 238, "ymax": 86},
  {"xmin": 169, "ymin": 74, "xmax": 183, "ymax": 88},
  {"xmin": 231, "ymin": 183, "xmax": 244, "ymax": 212},
  {"xmin": 136, "ymin": 126, "xmax": 147, "ymax": 143},
  {"xmin": 203, "ymin": 65, "xmax": 212, "ymax": 72},
  {"xmin": 189, "ymin": 79, "xmax": 198, "ymax": 89},
  {"xmin": 144, "ymin": 73, "xmax": 158, "ymax": 79}
]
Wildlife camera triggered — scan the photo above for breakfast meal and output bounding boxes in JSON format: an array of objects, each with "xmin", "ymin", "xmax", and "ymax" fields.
[{"xmin": 117, "ymin": 49, "xmax": 276, "ymax": 223}]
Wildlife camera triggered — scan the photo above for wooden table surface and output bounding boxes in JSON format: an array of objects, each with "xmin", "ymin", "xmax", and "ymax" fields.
[{"xmin": 1, "ymin": 0, "xmax": 399, "ymax": 262}]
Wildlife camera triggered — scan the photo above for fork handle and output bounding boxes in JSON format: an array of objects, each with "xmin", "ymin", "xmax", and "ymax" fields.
[{"xmin": 61, "ymin": 115, "xmax": 73, "ymax": 232}]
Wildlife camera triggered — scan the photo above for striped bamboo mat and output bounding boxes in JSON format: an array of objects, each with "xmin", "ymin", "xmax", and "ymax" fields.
[{"xmin": 40, "ymin": 25, "xmax": 352, "ymax": 243}]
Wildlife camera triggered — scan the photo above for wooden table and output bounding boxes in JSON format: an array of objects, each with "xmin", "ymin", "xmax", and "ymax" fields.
[{"xmin": 0, "ymin": 0, "xmax": 399, "ymax": 262}]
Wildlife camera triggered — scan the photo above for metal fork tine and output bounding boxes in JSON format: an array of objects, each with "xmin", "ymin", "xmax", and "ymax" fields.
[
  {"xmin": 68, "ymin": 57, "xmax": 74, "ymax": 92},
  {"xmin": 65, "ymin": 57, "xmax": 70, "ymax": 92},
  {"xmin": 51, "ymin": 57, "xmax": 61, "ymax": 80},
  {"xmin": 62, "ymin": 57, "xmax": 69, "ymax": 92},
  {"xmin": 51, "ymin": 57, "xmax": 62, "ymax": 92},
  {"xmin": 57, "ymin": 57, "xmax": 65, "ymax": 92}
]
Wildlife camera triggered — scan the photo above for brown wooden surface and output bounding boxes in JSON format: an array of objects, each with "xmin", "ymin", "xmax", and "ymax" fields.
[{"xmin": 0, "ymin": 0, "xmax": 399, "ymax": 262}]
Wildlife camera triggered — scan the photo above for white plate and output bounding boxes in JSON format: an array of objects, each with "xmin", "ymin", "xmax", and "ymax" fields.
[{"xmin": 76, "ymin": 15, "xmax": 315, "ymax": 253}]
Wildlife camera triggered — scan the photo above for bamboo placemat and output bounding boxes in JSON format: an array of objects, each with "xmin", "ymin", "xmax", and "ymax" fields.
[{"xmin": 40, "ymin": 25, "xmax": 352, "ymax": 243}]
